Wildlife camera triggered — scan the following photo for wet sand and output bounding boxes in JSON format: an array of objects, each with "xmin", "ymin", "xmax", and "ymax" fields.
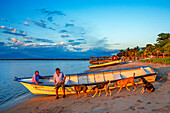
[{"xmin": 4, "ymin": 62, "xmax": 170, "ymax": 113}]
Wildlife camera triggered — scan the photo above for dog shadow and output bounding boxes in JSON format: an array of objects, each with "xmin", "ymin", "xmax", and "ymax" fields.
[{"xmin": 153, "ymin": 67, "xmax": 170, "ymax": 90}]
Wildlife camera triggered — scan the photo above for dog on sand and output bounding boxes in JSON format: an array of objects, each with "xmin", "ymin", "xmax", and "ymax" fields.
[
  {"xmin": 91, "ymin": 80, "xmax": 112, "ymax": 98},
  {"xmin": 140, "ymin": 77, "xmax": 155, "ymax": 94},
  {"xmin": 114, "ymin": 73, "xmax": 137, "ymax": 93},
  {"xmin": 74, "ymin": 85, "xmax": 88, "ymax": 99}
]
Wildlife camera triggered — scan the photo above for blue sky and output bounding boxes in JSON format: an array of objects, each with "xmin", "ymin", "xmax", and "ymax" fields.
[{"xmin": 0, "ymin": 0, "xmax": 170, "ymax": 59}]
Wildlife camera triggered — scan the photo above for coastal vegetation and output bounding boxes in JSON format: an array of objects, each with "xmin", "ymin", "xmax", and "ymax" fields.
[
  {"xmin": 117, "ymin": 33, "xmax": 170, "ymax": 64},
  {"xmin": 140, "ymin": 57, "xmax": 170, "ymax": 64}
]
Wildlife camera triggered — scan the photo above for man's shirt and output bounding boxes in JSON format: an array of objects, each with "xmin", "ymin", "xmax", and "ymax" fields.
[
  {"xmin": 53, "ymin": 72, "xmax": 66, "ymax": 84},
  {"xmin": 31, "ymin": 74, "xmax": 43, "ymax": 83}
]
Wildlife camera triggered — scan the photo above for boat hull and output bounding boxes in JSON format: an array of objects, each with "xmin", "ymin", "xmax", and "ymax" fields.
[
  {"xmin": 20, "ymin": 74, "xmax": 156, "ymax": 95},
  {"xmin": 16, "ymin": 66, "xmax": 157, "ymax": 95}
]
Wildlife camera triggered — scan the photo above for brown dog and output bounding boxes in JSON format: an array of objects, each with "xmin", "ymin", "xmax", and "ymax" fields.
[
  {"xmin": 140, "ymin": 77, "xmax": 155, "ymax": 94},
  {"xmin": 114, "ymin": 73, "xmax": 137, "ymax": 93},
  {"xmin": 91, "ymin": 81, "xmax": 112, "ymax": 98},
  {"xmin": 74, "ymin": 85, "xmax": 87, "ymax": 99}
]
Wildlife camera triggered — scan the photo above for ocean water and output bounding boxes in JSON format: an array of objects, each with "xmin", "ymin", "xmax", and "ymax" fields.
[{"xmin": 0, "ymin": 60, "xmax": 89, "ymax": 109}]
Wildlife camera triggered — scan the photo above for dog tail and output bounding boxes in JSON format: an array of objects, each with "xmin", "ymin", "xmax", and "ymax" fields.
[{"xmin": 133, "ymin": 73, "xmax": 135, "ymax": 77}]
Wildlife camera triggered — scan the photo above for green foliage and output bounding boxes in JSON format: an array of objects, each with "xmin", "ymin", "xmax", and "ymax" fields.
[
  {"xmin": 116, "ymin": 33, "xmax": 170, "ymax": 59},
  {"xmin": 156, "ymin": 33, "xmax": 170, "ymax": 52},
  {"xmin": 117, "ymin": 33, "xmax": 170, "ymax": 58},
  {"xmin": 139, "ymin": 59, "xmax": 147, "ymax": 62},
  {"xmin": 163, "ymin": 43, "xmax": 170, "ymax": 53},
  {"xmin": 153, "ymin": 57, "xmax": 170, "ymax": 64},
  {"xmin": 136, "ymin": 51, "xmax": 143, "ymax": 57},
  {"xmin": 140, "ymin": 57, "xmax": 170, "ymax": 64}
]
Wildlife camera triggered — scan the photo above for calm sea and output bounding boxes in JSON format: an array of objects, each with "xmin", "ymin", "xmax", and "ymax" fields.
[{"xmin": 0, "ymin": 60, "xmax": 89, "ymax": 109}]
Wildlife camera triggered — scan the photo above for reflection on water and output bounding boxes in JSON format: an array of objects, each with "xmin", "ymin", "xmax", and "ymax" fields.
[{"xmin": 0, "ymin": 60, "xmax": 89, "ymax": 108}]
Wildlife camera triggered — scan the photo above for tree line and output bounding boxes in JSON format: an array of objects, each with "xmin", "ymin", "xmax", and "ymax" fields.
[{"xmin": 117, "ymin": 33, "xmax": 170, "ymax": 60}]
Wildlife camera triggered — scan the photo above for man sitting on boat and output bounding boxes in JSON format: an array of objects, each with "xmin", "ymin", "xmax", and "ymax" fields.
[
  {"xmin": 31, "ymin": 71, "xmax": 47, "ymax": 85},
  {"xmin": 53, "ymin": 68, "xmax": 66, "ymax": 99}
]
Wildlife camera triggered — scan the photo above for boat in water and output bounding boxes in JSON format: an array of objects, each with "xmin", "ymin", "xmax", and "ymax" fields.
[
  {"xmin": 89, "ymin": 56, "xmax": 118, "ymax": 64},
  {"xmin": 88, "ymin": 60, "xmax": 122, "ymax": 69},
  {"xmin": 14, "ymin": 66, "xmax": 157, "ymax": 95}
]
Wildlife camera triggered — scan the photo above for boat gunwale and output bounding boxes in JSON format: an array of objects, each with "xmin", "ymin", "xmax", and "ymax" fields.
[
  {"xmin": 18, "ymin": 73, "xmax": 157, "ymax": 87},
  {"xmin": 14, "ymin": 66, "xmax": 157, "ymax": 87}
]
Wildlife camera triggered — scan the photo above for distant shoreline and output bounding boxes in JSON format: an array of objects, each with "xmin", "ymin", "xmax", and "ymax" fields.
[{"xmin": 0, "ymin": 59, "xmax": 89, "ymax": 61}]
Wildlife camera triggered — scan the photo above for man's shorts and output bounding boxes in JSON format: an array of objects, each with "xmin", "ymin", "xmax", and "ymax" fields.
[{"xmin": 55, "ymin": 83, "xmax": 65, "ymax": 89}]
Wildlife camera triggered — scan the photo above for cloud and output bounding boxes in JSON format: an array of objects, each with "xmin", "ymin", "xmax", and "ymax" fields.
[
  {"xmin": 7, "ymin": 37, "xmax": 19, "ymax": 43},
  {"xmin": 1, "ymin": 26, "xmax": 27, "ymax": 36},
  {"xmin": 34, "ymin": 21, "xmax": 47, "ymax": 28},
  {"xmin": 113, "ymin": 43, "xmax": 121, "ymax": 45},
  {"xmin": 7, "ymin": 42, "xmax": 12, "ymax": 45},
  {"xmin": 35, "ymin": 38, "xmax": 54, "ymax": 43},
  {"xmin": 67, "ymin": 41, "xmax": 82, "ymax": 46},
  {"xmin": 47, "ymin": 17, "xmax": 53, "ymax": 22},
  {"xmin": 0, "ymin": 26, "xmax": 5, "ymax": 28},
  {"xmin": 24, "ymin": 36, "xmax": 33, "ymax": 40},
  {"xmin": 0, "ymin": 43, "xmax": 120, "ymax": 59},
  {"xmin": 65, "ymin": 23, "xmax": 74, "ymax": 27},
  {"xmin": 59, "ymin": 29, "xmax": 68, "ymax": 33},
  {"xmin": 24, "ymin": 21, "xmax": 30, "ymax": 26},
  {"xmin": 76, "ymin": 39, "xmax": 85, "ymax": 41},
  {"xmin": 73, "ymin": 46, "xmax": 83, "ymax": 51},
  {"xmin": 24, "ymin": 43, "xmax": 36, "ymax": 46},
  {"xmin": 10, "ymin": 38, "xmax": 18, "ymax": 42},
  {"xmin": 24, "ymin": 40, "xmax": 33, "ymax": 43},
  {"xmin": 89, "ymin": 37, "xmax": 110, "ymax": 48},
  {"xmin": 36, "ymin": 8, "xmax": 66, "ymax": 16},
  {"xmin": 40, "ymin": 20, "xmax": 46, "ymax": 23},
  {"xmin": 27, "ymin": 19, "xmax": 46, "ymax": 28},
  {"xmin": 68, "ymin": 40, "xmax": 74, "ymax": 42},
  {"xmin": 61, "ymin": 34, "xmax": 69, "ymax": 38},
  {"xmin": 49, "ymin": 27, "xmax": 56, "ymax": 31},
  {"xmin": 39, "ymin": 43, "xmax": 46, "ymax": 45},
  {"xmin": 27, "ymin": 19, "xmax": 56, "ymax": 30},
  {"xmin": 14, "ymin": 40, "xmax": 24, "ymax": 46},
  {"xmin": 7, "ymin": 38, "xmax": 24, "ymax": 46},
  {"xmin": 2, "ymin": 31, "xmax": 27, "ymax": 36},
  {"xmin": 0, "ymin": 42, "xmax": 5, "ymax": 46},
  {"xmin": 0, "ymin": 18, "xmax": 8, "ymax": 22},
  {"xmin": 60, "ymin": 42, "xmax": 65, "ymax": 46},
  {"xmin": 86, "ymin": 47, "xmax": 118, "ymax": 57}
]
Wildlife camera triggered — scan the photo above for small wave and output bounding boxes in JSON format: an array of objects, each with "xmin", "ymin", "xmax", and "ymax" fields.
[
  {"xmin": 0, "ymin": 96, "xmax": 13, "ymax": 105},
  {"xmin": 0, "ymin": 91, "xmax": 29, "ymax": 106}
]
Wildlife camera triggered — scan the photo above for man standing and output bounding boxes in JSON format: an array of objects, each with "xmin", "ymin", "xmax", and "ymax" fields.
[{"xmin": 53, "ymin": 68, "xmax": 66, "ymax": 99}]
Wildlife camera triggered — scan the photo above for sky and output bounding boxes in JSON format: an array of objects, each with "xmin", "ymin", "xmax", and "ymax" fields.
[{"xmin": 0, "ymin": 0, "xmax": 170, "ymax": 59}]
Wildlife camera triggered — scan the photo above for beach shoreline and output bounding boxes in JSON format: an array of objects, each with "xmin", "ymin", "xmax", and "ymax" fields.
[
  {"xmin": 4, "ymin": 62, "xmax": 170, "ymax": 113},
  {"xmin": 1, "ymin": 92, "xmax": 37, "ymax": 113}
]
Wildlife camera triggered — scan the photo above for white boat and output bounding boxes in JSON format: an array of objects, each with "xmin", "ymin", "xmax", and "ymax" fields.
[{"xmin": 14, "ymin": 66, "xmax": 157, "ymax": 95}]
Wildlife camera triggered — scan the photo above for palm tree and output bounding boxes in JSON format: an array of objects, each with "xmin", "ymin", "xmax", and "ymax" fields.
[{"xmin": 134, "ymin": 46, "xmax": 139, "ymax": 60}]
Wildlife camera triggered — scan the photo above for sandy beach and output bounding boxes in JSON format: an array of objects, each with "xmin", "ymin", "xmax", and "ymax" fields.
[{"xmin": 4, "ymin": 62, "xmax": 170, "ymax": 113}]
